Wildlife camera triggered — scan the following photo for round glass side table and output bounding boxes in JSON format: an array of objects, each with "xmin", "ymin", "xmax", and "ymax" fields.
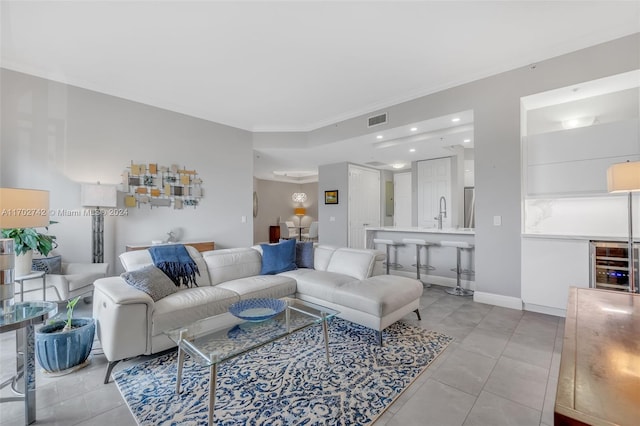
[{"xmin": 0, "ymin": 301, "xmax": 58, "ymax": 425}]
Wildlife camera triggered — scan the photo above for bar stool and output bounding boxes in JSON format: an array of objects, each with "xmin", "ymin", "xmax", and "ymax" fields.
[
  {"xmin": 373, "ymin": 238, "xmax": 404, "ymax": 275},
  {"xmin": 441, "ymin": 241, "xmax": 474, "ymax": 296},
  {"xmin": 402, "ymin": 238, "xmax": 435, "ymax": 287}
]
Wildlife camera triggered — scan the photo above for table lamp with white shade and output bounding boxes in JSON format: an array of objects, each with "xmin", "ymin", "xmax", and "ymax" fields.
[
  {"xmin": 607, "ymin": 160, "xmax": 640, "ymax": 293},
  {"xmin": 0, "ymin": 188, "xmax": 50, "ymax": 313}
]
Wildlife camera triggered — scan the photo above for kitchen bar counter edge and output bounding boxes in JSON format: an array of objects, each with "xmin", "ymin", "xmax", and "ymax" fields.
[{"xmin": 365, "ymin": 226, "xmax": 475, "ymax": 235}]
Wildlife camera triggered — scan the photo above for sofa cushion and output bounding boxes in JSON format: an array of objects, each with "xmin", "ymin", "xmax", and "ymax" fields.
[
  {"xmin": 152, "ymin": 286, "xmax": 240, "ymax": 336},
  {"xmin": 217, "ymin": 275, "xmax": 297, "ymax": 300},
  {"xmin": 260, "ymin": 239, "xmax": 297, "ymax": 275},
  {"xmin": 326, "ymin": 248, "xmax": 378, "ymax": 280},
  {"xmin": 121, "ymin": 265, "xmax": 178, "ymax": 302},
  {"xmin": 203, "ymin": 248, "xmax": 262, "ymax": 285},
  {"xmin": 313, "ymin": 245, "xmax": 338, "ymax": 271}
]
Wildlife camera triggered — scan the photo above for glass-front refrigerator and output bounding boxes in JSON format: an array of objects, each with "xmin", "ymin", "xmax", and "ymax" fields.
[{"xmin": 590, "ymin": 241, "xmax": 639, "ymax": 292}]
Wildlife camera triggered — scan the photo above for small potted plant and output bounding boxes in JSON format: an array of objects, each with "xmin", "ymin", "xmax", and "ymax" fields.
[
  {"xmin": 35, "ymin": 296, "xmax": 96, "ymax": 374},
  {"xmin": 1, "ymin": 223, "xmax": 57, "ymax": 276}
]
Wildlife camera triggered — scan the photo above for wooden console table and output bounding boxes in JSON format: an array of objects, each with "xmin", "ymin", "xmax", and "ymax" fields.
[
  {"xmin": 126, "ymin": 241, "xmax": 215, "ymax": 253},
  {"xmin": 555, "ymin": 287, "xmax": 640, "ymax": 426}
]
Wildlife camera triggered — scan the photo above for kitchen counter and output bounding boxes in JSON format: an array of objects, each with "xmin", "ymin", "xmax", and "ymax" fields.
[
  {"xmin": 522, "ymin": 233, "xmax": 637, "ymax": 242},
  {"xmin": 365, "ymin": 226, "xmax": 475, "ymax": 235},
  {"xmin": 365, "ymin": 227, "xmax": 475, "ymax": 288}
]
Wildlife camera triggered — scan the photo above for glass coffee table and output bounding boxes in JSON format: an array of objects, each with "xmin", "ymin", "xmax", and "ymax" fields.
[{"xmin": 165, "ymin": 297, "xmax": 338, "ymax": 425}]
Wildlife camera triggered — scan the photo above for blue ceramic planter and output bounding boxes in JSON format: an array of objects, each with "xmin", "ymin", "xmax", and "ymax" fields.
[{"xmin": 36, "ymin": 318, "xmax": 95, "ymax": 373}]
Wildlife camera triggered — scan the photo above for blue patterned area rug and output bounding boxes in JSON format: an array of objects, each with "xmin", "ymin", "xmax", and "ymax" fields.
[{"xmin": 114, "ymin": 318, "xmax": 453, "ymax": 425}]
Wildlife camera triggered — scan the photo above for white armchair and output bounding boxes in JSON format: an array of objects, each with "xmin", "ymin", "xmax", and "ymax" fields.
[{"xmin": 19, "ymin": 262, "xmax": 109, "ymax": 301}]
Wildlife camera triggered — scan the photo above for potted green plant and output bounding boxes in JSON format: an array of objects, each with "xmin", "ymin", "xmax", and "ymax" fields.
[
  {"xmin": 1, "ymin": 223, "xmax": 57, "ymax": 276},
  {"xmin": 35, "ymin": 296, "xmax": 96, "ymax": 374}
]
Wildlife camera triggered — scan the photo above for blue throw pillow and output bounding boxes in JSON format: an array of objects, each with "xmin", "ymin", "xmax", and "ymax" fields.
[
  {"xmin": 260, "ymin": 239, "xmax": 297, "ymax": 275},
  {"xmin": 296, "ymin": 242, "xmax": 314, "ymax": 269}
]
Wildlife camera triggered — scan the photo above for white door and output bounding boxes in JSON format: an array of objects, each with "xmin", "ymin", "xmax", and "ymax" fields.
[
  {"xmin": 417, "ymin": 157, "xmax": 452, "ymax": 228},
  {"xmin": 394, "ymin": 172, "xmax": 412, "ymax": 227},
  {"xmin": 348, "ymin": 165, "xmax": 381, "ymax": 248}
]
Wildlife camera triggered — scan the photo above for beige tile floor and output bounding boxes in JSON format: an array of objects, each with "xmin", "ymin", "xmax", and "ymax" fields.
[{"xmin": 0, "ymin": 285, "xmax": 563, "ymax": 425}]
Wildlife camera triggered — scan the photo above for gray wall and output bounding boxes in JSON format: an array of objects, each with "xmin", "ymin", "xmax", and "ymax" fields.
[
  {"xmin": 318, "ymin": 162, "xmax": 349, "ymax": 247},
  {"xmin": 253, "ymin": 178, "xmax": 318, "ymax": 244},
  {"xmin": 1, "ymin": 69, "xmax": 254, "ymax": 272},
  {"xmin": 312, "ymin": 34, "xmax": 640, "ymax": 300}
]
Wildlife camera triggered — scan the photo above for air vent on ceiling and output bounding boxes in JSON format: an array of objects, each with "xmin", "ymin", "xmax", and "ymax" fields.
[
  {"xmin": 365, "ymin": 161, "xmax": 387, "ymax": 167},
  {"xmin": 368, "ymin": 113, "xmax": 387, "ymax": 128}
]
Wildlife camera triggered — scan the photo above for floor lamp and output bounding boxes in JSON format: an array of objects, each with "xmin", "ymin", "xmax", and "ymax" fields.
[
  {"xmin": 0, "ymin": 188, "xmax": 50, "ymax": 313},
  {"xmin": 294, "ymin": 207, "xmax": 306, "ymax": 237},
  {"xmin": 81, "ymin": 183, "xmax": 117, "ymax": 264},
  {"xmin": 607, "ymin": 161, "xmax": 640, "ymax": 293}
]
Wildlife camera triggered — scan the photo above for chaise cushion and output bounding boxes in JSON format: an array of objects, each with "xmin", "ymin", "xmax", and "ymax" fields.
[
  {"xmin": 281, "ymin": 270, "xmax": 359, "ymax": 301},
  {"xmin": 331, "ymin": 275, "xmax": 423, "ymax": 316}
]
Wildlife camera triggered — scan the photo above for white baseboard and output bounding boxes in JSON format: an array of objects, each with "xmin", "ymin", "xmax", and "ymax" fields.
[
  {"xmin": 473, "ymin": 291, "xmax": 523, "ymax": 310},
  {"xmin": 523, "ymin": 303, "xmax": 566, "ymax": 318}
]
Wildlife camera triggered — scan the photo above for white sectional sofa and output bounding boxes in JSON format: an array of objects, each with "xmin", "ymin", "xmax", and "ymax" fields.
[{"xmin": 92, "ymin": 244, "xmax": 423, "ymax": 383}]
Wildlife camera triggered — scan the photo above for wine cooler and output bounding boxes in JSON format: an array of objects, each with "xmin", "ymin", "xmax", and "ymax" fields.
[{"xmin": 590, "ymin": 241, "xmax": 638, "ymax": 292}]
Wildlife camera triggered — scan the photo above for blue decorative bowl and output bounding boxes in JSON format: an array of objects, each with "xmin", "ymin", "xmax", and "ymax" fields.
[{"xmin": 229, "ymin": 298, "xmax": 287, "ymax": 322}]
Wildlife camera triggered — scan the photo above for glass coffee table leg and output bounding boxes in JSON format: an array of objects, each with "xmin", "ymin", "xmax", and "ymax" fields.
[
  {"xmin": 208, "ymin": 362, "xmax": 217, "ymax": 426},
  {"xmin": 176, "ymin": 346, "xmax": 185, "ymax": 394},
  {"xmin": 176, "ymin": 330, "xmax": 187, "ymax": 394},
  {"xmin": 321, "ymin": 312, "xmax": 331, "ymax": 364}
]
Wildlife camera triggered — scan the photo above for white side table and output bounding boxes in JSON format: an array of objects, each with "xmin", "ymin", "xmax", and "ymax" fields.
[{"xmin": 14, "ymin": 271, "xmax": 47, "ymax": 302}]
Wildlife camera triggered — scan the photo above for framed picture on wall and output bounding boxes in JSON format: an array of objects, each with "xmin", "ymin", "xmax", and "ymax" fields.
[{"xmin": 325, "ymin": 190, "xmax": 339, "ymax": 204}]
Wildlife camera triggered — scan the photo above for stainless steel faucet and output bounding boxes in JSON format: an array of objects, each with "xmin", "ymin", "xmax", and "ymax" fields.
[{"xmin": 434, "ymin": 196, "xmax": 447, "ymax": 229}]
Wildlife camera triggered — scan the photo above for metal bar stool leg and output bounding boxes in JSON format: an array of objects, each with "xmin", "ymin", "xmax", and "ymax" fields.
[
  {"xmin": 385, "ymin": 244, "xmax": 391, "ymax": 275},
  {"xmin": 442, "ymin": 241, "xmax": 474, "ymax": 296}
]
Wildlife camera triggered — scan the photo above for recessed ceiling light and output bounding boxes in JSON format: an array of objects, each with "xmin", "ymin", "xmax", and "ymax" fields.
[
  {"xmin": 376, "ymin": 135, "xmax": 383, "ymax": 139},
  {"xmin": 391, "ymin": 163, "xmax": 405, "ymax": 169},
  {"xmin": 451, "ymin": 117, "xmax": 461, "ymax": 122},
  {"xmin": 463, "ymin": 139, "xmax": 471, "ymax": 143},
  {"xmin": 410, "ymin": 127, "xmax": 418, "ymax": 132},
  {"xmin": 409, "ymin": 148, "xmax": 416, "ymax": 153}
]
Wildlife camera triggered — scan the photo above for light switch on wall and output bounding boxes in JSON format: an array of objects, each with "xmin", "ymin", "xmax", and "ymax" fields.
[
  {"xmin": 241, "ymin": 216, "xmax": 247, "ymax": 223},
  {"xmin": 329, "ymin": 216, "xmax": 336, "ymax": 222},
  {"xmin": 493, "ymin": 215, "xmax": 502, "ymax": 226}
]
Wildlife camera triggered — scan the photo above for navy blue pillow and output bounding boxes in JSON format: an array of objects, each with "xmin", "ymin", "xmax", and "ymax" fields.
[
  {"xmin": 260, "ymin": 239, "xmax": 297, "ymax": 275},
  {"xmin": 296, "ymin": 242, "xmax": 314, "ymax": 269}
]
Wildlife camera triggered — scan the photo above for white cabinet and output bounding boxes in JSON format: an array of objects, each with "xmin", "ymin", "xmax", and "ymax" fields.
[
  {"xmin": 417, "ymin": 157, "xmax": 452, "ymax": 228},
  {"xmin": 525, "ymin": 119, "xmax": 640, "ymax": 196},
  {"xmin": 521, "ymin": 238, "xmax": 590, "ymax": 316},
  {"xmin": 348, "ymin": 165, "xmax": 381, "ymax": 249}
]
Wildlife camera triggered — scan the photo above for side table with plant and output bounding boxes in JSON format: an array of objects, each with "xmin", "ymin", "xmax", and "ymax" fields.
[{"xmin": 1, "ymin": 222, "xmax": 58, "ymax": 276}]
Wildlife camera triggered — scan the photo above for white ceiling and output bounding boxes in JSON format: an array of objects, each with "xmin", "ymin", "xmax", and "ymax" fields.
[{"xmin": 2, "ymin": 1, "xmax": 639, "ymax": 182}]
